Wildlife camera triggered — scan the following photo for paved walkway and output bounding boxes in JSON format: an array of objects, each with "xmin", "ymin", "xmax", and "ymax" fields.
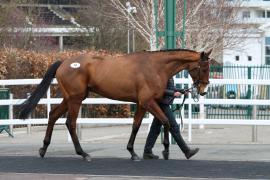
[
  {"xmin": 2, "ymin": 124, "xmax": 270, "ymax": 145},
  {"xmin": 1, "ymin": 124, "xmax": 270, "ymax": 180}
]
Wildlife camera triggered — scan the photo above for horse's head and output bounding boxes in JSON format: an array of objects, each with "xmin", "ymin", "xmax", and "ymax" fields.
[{"xmin": 188, "ymin": 49, "xmax": 212, "ymax": 96}]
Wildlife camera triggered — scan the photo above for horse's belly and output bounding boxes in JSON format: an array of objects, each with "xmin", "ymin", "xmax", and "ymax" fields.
[
  {"xmin": 91, "ymin": 86, "xmax": 137, "ymax": 103},
  {"xmin": 87, "ymin": 63, "xmax": 140, "ymax": 102}
]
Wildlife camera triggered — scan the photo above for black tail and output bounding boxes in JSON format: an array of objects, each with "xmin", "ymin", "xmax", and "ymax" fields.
[{"xmin": 19, "ymin": 61, "xmax": 62, "ymax": 119}]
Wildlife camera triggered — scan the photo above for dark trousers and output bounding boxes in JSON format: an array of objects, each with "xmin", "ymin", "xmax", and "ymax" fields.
[{"xmin": 144, "ymin": 103, "xmax": 189, "ymax": 154}]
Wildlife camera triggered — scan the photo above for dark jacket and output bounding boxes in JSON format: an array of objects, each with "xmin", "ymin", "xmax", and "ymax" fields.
[{"xmin": 160, "ymin": 78, "xmax": 181, "ymax": 105}]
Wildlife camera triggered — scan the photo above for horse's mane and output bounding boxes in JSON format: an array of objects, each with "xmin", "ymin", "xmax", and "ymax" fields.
[{"xmin": 144, "ymin": 48, "xmax": 197, "ymax": 53}]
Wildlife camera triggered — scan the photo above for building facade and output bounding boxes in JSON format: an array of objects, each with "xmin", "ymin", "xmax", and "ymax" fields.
[{"xmin": 223, "ymin": 0, "xmax": 270, "ymax": 66}]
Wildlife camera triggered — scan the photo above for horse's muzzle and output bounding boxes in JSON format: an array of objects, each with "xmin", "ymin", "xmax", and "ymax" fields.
[{"xmin": 200, "ymin": 92, "xmax": 207, "ymax": 96}]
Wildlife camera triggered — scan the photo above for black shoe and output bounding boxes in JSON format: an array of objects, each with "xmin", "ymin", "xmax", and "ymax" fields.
[
  {"xmin": 162, "ymin": 150, "xmax": 169, "ymax": 160},
  {"xmin": 185, "ymin": 148, "xmax": 199, "ymax": 159},
  {"xmin": 143, "ymin": 152, "xmax": 159, "ymax": 160}
]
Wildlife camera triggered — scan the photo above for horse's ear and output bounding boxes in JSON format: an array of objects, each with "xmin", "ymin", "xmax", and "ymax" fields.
[
  {"xmin": 200, "ymin": 51, "xmax": 205, "ymax": 60},
  {"xmin": 205, "ymin": 48, "xmax": 213, "ymax": 57}
]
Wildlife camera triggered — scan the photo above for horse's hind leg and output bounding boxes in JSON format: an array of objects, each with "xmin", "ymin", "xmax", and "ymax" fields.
[
  {"xmin": 66, "ymin": 100, "xmax": 91, "ymax": 161},
  {"xmin": 39, "ymin": 100, "xmax": 68, "ymax": 158},
  {"xmin": 127, "ymin": 105, "xmax": 146, "ymax": 161}
]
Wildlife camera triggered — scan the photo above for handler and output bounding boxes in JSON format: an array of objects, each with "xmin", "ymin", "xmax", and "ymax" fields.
[{"xmin": 143, "ymin": 77, "xmax": 199, "ymax": 160}]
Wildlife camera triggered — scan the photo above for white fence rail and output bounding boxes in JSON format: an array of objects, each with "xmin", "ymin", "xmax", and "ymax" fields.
[{"xmin": 1, "ymin": 78, "xmax": 270, "ymax": 141}]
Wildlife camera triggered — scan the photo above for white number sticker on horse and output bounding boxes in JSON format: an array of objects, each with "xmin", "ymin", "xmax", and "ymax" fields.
[{"xmin": 70, "ymin": 62, "xmax": 80, "ymax": 68}]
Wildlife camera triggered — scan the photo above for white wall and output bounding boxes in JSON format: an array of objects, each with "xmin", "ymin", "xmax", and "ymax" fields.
[{"xmin": 223, "ymin": 36, "xmax": 262, "ymax": 66}]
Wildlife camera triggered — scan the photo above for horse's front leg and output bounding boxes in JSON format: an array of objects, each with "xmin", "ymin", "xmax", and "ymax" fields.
[
  {"xmin": 145, "ymin": 99, "xmax": 170, "ymax": 130},
  {"xmin": 127, "ymin": 104, "xmax": 146, "ymax": 161}
]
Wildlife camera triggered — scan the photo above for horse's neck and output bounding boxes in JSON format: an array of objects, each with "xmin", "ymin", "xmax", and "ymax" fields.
[{"xmin": 160, "ymin": 53, "xmax": 199, "ymax": 77}]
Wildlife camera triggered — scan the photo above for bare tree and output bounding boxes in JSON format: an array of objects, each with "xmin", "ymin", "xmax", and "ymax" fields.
[
  {"xmin": 183, "ymin": 0, "xmax": 248, "ymax": 60},
  {"xmin": 0, "ymin": 2, "xmax": 27, "ymax": 48},
  {"xmin": 108, "ymin": 0, "xmax": 249, "ymax": 60},
  {"xmin": 65, "ymin": 0, "xmax": 147, "ymax": 51},
  {"xmin": 0, "ymin": 1, "xmax": 63, "ymax": 51},
  {"xmin": 0, "ymin": 1, "xmax": 44, "ymax": 49},
  {"xmin": 108, "ymin": 0, "xmax": 157, "ymax": 50}
]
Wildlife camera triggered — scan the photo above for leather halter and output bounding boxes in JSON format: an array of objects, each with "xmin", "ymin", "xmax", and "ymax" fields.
[
  {"xmin": 188, "ymin": 60, "xmax": 210, "ymax": 86},
  {"xmin": 187, "ymin": 60, "xmax": 210, "ymax": 97}
]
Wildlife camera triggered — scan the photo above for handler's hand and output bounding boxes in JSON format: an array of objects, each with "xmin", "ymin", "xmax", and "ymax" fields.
[{"xmin": 174, "ymin": 92, "xmax": 181, "ymax": 97}]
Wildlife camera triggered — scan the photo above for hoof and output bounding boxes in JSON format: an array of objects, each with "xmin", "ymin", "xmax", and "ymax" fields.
[
  {"xmin": 83, "ymin": 155, "xmax": 92, "ymax": 162},
  {"xmin": 162, "ymin": 150, "xmax": 169, "ymax": 160},
  {"xmin": 39, "ymin": 148, "xmax": 46, "ymax": 158},
  {"xmin": 131, "ymin": 154, "xmax": 140, "ymax": 161}
]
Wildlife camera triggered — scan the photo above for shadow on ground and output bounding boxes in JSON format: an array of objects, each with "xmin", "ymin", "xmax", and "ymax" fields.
[{"xmin": 0, "ymin": 156, "xmax": 269, "ymax": 179}]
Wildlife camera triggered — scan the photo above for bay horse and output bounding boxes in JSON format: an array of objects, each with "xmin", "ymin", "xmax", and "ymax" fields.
[{"xmin": 19, "ymin": 49, "xmax": 211, "ymax": 161}]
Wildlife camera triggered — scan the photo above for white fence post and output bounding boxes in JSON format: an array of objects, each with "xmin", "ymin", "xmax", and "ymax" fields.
[
  {"xmin": 188, "ymin": 75, "xmax": 192, "ymax": 142},
  {"xmin": 199, "ymin": 96, "xmax": 205, "ymax": 129},
  {"xmin": 47, "ymin": 87, "xmax": 51, "ymax": 119},
  {"xmin": 26, "ymin": 93, "xmax": 31, "ymax": 134},
  {"xmin": 9, "ymin": 93, "xmax": 14, "ymax": 136},
  {"xmin": 59, "ymin": 36, "xmax": 63, "ymax": 51},
  {"xmin": 252, "ymin": 95, "xmax": 258, "ymax": 142}
]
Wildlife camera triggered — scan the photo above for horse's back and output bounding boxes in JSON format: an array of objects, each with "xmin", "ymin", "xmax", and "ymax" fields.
[{"xmin": 55, "ymin": 54, "xmax": 148, "ymax": 101}]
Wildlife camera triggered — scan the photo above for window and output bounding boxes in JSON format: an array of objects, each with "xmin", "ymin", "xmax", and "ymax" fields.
[
  {"xmin": 235, "ymin": 56, "xmax": 239, "ymax": 61},
  {"xmin": 262, "ymin": 11, "xmax": 270, "ymax": 18},
  {"xmin": 266, "ymin": 47, "xmax": 270, "ymax": 55},
  {"xmin": 248, "ymin": 56, "xmax": 252, "ymax": 61},
  {"xmin": 258, "ymin": 11, "xmax": 266, "ymax": 18},
  {"xmin": 265, "ymin": 37, "xmax": 270, "ymax": 65},
  {"xmin": 262, "ymin": 11, "xmax": 266, "ymax": 18},
  {"xmin": 267, "ymin": 11, "xmax": 270, "ymax": 18},
  {"xmin": 266, "ymin": 57, "xmax": 270, "ymax": 65},
  {"xmin": 242, "ymin": 11, "xmax": 250, "ymax": 18},
  {"xmin": 266, "ymin": 37, "xmax": 270, "ymax": 45}
]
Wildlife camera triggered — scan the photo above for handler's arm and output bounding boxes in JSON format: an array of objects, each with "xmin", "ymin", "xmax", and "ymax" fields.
[{"xmin": 164, "ymin": 89, "xmax": 175, "ymax": 96}]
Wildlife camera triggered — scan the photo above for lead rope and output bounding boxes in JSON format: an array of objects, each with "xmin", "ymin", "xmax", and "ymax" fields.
[
  {"xmin": 173, "ymin": 86, "xmax": 199, "ymax": 132},
  {"xmin": 173, "ymin": 90, "xmax": 189, "ymax": 132}
]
